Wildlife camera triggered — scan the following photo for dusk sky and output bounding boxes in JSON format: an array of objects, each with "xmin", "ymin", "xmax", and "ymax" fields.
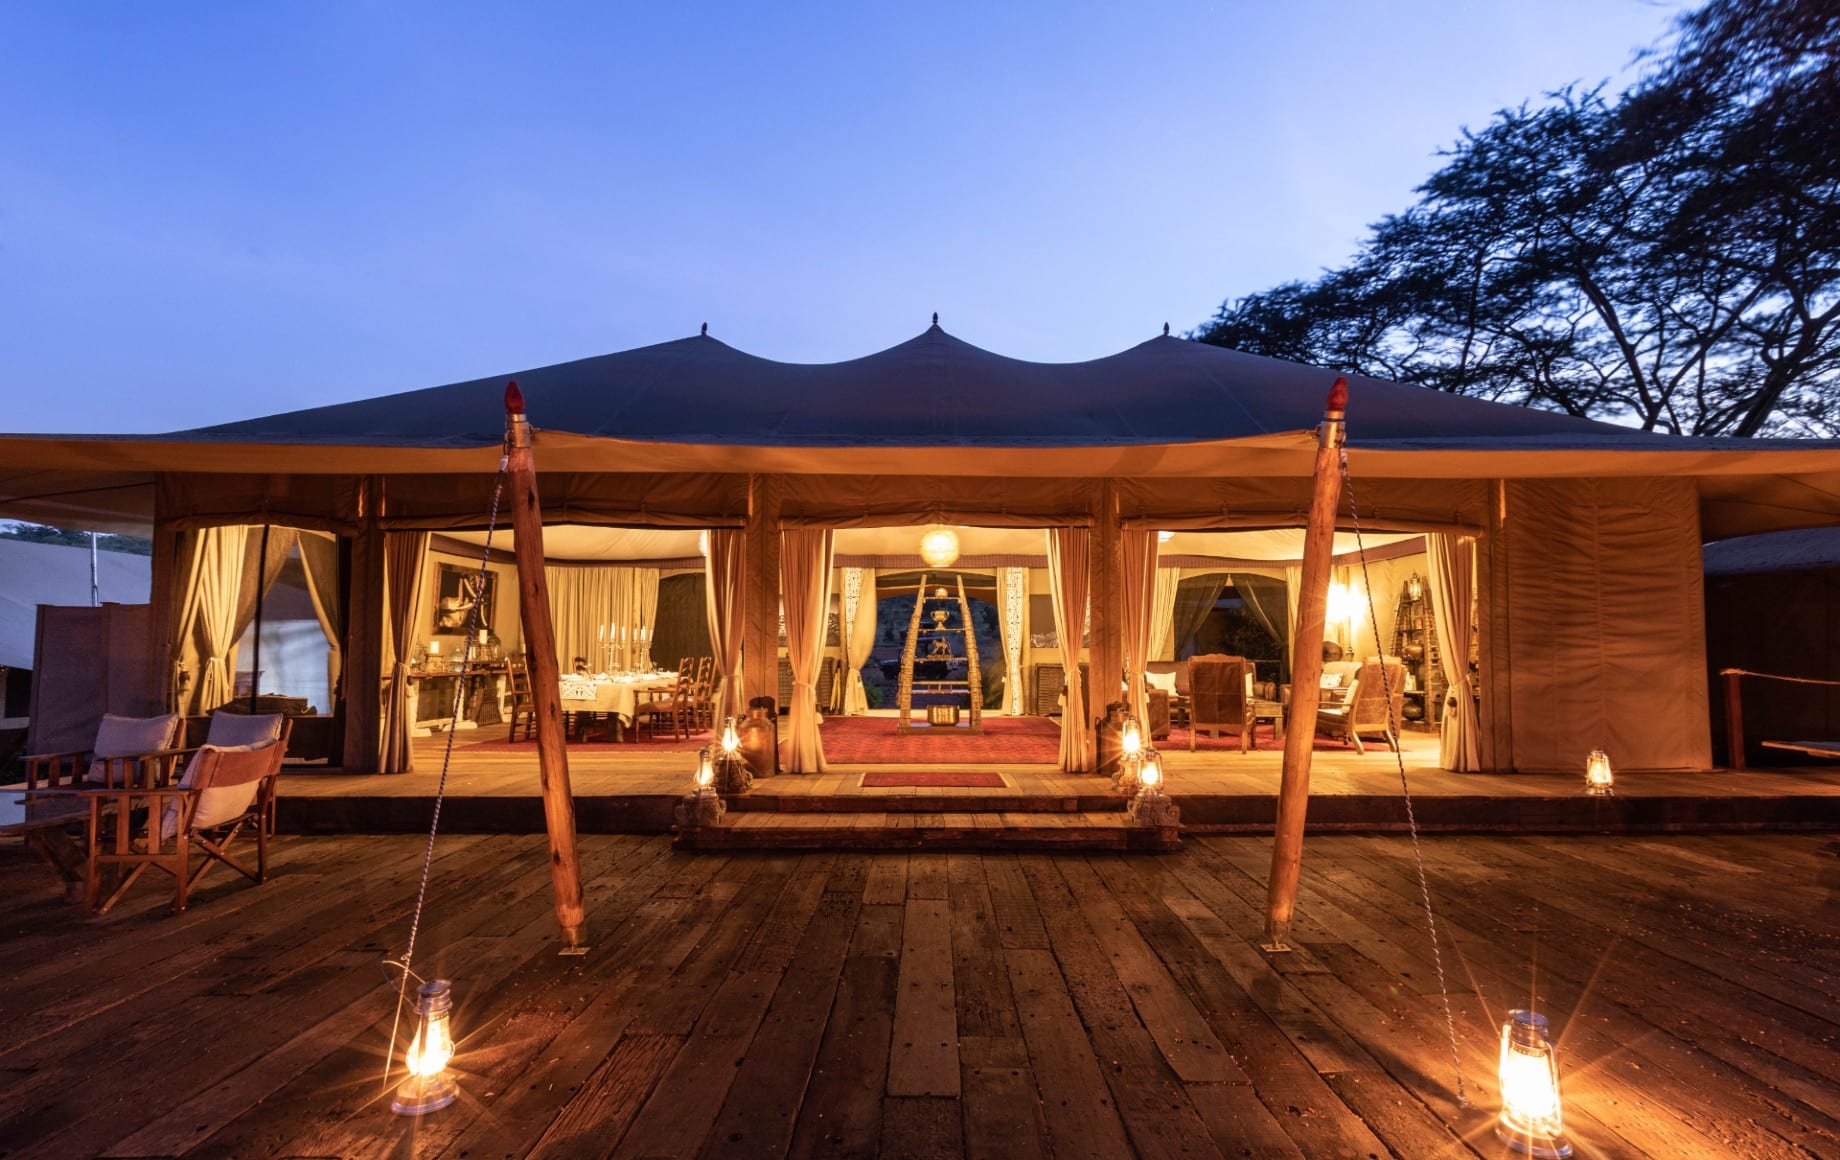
[{"xmin": 3, "ymin": 1, "xmax": 1682, "ymax": 434}]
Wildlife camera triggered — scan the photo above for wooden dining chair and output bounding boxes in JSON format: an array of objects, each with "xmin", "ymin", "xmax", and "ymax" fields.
[{"xmin": 506, "ymin": 658, "xmax": 537, "ymax": 743}]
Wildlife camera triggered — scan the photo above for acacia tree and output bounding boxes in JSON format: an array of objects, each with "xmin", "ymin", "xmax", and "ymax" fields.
[{"xmin": 1198, "ymin": 0, "xmax": 1839, "ymax": 436}]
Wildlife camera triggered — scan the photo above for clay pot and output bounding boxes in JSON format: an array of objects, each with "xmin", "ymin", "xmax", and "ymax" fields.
[{"xmin": 738, "ymin": 697, "xmax": 779, "ymax": 777}]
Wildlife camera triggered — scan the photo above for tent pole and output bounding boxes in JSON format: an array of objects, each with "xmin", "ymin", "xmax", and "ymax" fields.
[
  {"xmin": 504, "ymin": 384, "xmax": 589, "ymax": 954},
  {"xmin": 1264, "ymin": 377, "xmax": 1348, "ymax": 953}
]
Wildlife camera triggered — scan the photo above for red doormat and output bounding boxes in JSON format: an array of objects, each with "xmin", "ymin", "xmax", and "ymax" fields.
[
  {"xmin": 860, "ymin": 771, "xmax": 1007, "ymax": 788},
  {"xmin": 820, "ymin": 715, "xmax": 1061, "ymax": 765}
]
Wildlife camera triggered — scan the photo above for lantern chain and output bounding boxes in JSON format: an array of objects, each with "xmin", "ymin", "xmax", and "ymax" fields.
[
  {"xmin": 383, "ymin": 453, "xmax": 511, "ymax": 1087},
  {"xmin": 1339, "ymin": 448, "xmax": 1469, "ymax": 1107}
]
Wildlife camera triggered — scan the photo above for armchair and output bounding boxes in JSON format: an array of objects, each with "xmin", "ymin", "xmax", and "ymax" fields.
[
  {"xmin": 1187, "ymin": 654, "xmax": 1254, "ymax": 752},
  {"xmin": 1314, "ymin": 657, "xmax": 1405, "ymax": 755}
]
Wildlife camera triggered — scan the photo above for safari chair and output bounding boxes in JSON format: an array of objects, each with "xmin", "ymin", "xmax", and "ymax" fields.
[
  {"xmin": 83, "ymin": 714, "xmax": 292, "ymax": 914},
  {"xmin": 25, "ymin": 713, "xmax": 183, "ymax": 792},
  {"xmin": 506, "ymin": 658, "xmax": 537, "ymax": 743},
  {"xmin": 1315, "ymin": 656, "xmax": 1406, "ymax": 755},
  {"xmin": 1187, "ymin": 654, "xmax": 1254, "ymax": 752}
]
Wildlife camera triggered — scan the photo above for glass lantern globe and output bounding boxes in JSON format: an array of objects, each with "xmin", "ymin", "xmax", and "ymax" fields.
[
  {"xmin": 918, "ymin": 525, "xmax": 960, "ymax": 568},
  {"xmin": 1497, "ymin": 1009, "xmax": 1572, "ymax": 1158},
  {"xmin": 392, "ymin": 979, "xmax": 459, "ymax": 1115}
]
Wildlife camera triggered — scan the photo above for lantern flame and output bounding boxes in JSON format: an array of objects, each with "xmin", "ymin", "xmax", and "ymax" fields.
[
  {"xmin": 392, "ymin": 978, "xmax": 459, "ymax": 1115},
  {"xmin": 1139, "ymin": 752, "xmax": 1163, "ymax": 792},
  {"xmin": 1121, "ymin": 716, "xmax": 1143, "ymax": 757},
  {"xmin": 1497, "ymin": 1009, "xmax": 1571, "ymax": 1157},
  {"xmin": 721, "ymin": 717, "xmax": 741, "ymax": 755},
  {"xmin": 695, "ymin": 747, "xmax": 716, "ymax": 790}
]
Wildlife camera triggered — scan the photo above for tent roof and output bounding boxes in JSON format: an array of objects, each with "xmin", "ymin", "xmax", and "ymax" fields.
[
  {"xmin": 183, "ymin": 326, "xmax": 1635, "ymax": 450},
  {"xmin": 0, "ymin": 539, "xmax": 150, "ymax": 670}
]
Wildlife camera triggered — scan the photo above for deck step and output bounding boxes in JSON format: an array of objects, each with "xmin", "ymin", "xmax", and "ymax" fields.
[
  {"xmin": 674, "ymin": 810, "xmax": 1179, "ymax": 851},
  {"xmin": 727, "ymin": 793, "xmax": 1124, "ymax": 814}
]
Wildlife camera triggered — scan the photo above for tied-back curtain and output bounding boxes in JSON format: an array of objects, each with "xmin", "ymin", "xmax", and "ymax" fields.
[
  {"xmin": 298, "ymin": 531, "xmax": 344, "ymax": 710},
  {"xmin": 1169, "ymin": 573, "xmax": 1226, "ymax": 661},
  {"xmin": 545, "ymin": 565, "xmax": 661, "ymax": 672},
  {"xmin": 379, "ymin": 532, "xmax": 429, "ymax": 774},
  {"xmin": 841, "ymin": 567, "xmax": 878, "ymax": 714},
  {"xmin": 173, "ymin": 525, "xmax": 250, "ymax": 715},
  {"xmin": 780, "ymin": 528, "xmax": 835, "ymax": 773},
  {"xmin": 1428, "ymin": 534, "xmax": 1480, "ymax": 771},
  {"xmin": 1234, "ymin": 572, "xmax": 1291, "ymax": 681},
  {"xmin": 228, "ymin": 526, "xmax": 300, "ymax": 691},
  {"xmin": 1147, "ymin": 566, "xmax": 1180, "ymax": 663},
  {"xmin": 1120, "ymin": 529, "xmax": 1159, "ymax": 724},
  {"xmin": 704, "ymin": 529, "xmax": 746, "ymax": 720},
  {"xmin": 1284, "ymin": 565, "xmax": 1303, "ymax": 644},
  {"xmin": 1047, "ymin": 528, "xmax": 1094, "ymax": 772},
  {"xmin": 997, "ymin": 567, "xmax": 1027, "ymax": 715}
]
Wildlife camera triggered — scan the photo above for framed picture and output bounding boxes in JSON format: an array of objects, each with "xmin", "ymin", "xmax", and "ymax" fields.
[{"xmin": 433, "ymin": 563, "xmax": 496, "ymax": 635}]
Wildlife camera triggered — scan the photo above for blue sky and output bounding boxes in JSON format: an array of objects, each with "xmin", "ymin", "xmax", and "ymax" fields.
[{"xmin": 2, "ymin": 1, "xmax": 1682, "ymax": 433}]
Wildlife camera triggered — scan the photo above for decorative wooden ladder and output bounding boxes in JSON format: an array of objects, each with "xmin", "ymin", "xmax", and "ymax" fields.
[{"xmin": 894, "ymin": 572, "xmax": 984, "ymax": 735}]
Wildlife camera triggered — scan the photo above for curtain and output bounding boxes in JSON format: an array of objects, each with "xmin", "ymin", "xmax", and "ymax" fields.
[
  {"xmin": 1428, "ymin": 534, "xmax": 1480, "ymax": 771},
  {"xmin": 298, "ymin": 531, "xmax": 344, "ymax": 711},
  {"xmin": 1169, "ymin": 573, "xmax": 1226, "ymax": 661},
  {"xmin": 545, "ymin": 564, "xmax": 661, "ymax": 672},
  {"xmin": 997, "ymin": 567, "xmax": 1027, "ymax": 715},
  {"xmin": 1284, "ymin": 565, "xmax": 1302, "ymax": 643},
  {"xmin": 704, "ymin": 529, "xmax": 746, "ymax": 720},
  {"xmin": 380, "ymin": 532, "xmax": 429, "ymax": 774},
  {"xmin": 780, "ymin": 528, "xmax": 834, "ymax": 772},
  {"xmin": 173, "ymin": 526, "xmax": 250, "ymax": 715},
  {"xmin": 228, "ymin": 526, "xmax": 300, "ymax": 691},
  {"xmin": 1234, "ymin": 572, "xmax": 1291, "ymax": 681},
  {"xmin": 1120, "ymin": 529, "xmax": 1159, "ymax": 724},
  {"xmin": 1147, "ymin": 566, "xmax": 1180, "ymax": 663},
  {"xmin": 1047, "ymin": 528, "xmax": 1094, "ymax": 772},
  {"xmin": 841, "ymin": 567, "xmax": 878, "ymax": 714}
]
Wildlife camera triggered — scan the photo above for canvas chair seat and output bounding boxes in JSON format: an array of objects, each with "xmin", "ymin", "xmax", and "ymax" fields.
[{"xmin": 83, "ymin": 715, "xmax": 291, "ymax": 915}]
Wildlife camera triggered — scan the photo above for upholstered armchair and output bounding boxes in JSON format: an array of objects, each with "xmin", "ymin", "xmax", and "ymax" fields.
[
  {"xmin": 1186, "ymin": 654, "xmax": 1254, "ymax": 752},
  {"xmin": 1315, "ymin": 656, "xmax": 1406, "ymax": 754}
]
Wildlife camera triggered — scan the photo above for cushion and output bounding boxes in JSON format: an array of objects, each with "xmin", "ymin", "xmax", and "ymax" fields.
[
  {"xmin": 164, "ymin": 741, "xmax": 275, "ymax": 840},
  {"xmin": 204, "ymin": 711, "xmax": 284, "ymax": 748},
  {"xmin": 87, "ymin": 713, "xmax": 179, "ymax": 784},
  {"xmin": 1319, "ymin": 673, "xmax": 1343, "ymax": 689},
  {"xmin": 1145, "ymin": 671, "xmax": 1178, "ymax": 694}
]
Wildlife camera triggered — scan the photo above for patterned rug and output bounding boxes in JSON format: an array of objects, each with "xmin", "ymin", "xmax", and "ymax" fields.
[
  {"xmin": 819, "ymin": 715, "xmax": 1063, "ymax": 765},
  {"xmin": 859, "ymin": 771, "xmax": 1008, "ymax": 788}
]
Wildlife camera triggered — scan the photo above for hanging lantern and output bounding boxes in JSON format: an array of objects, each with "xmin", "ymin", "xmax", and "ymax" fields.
[
  {"xmin": 721, "ymin": 716, "xmax": 741, "ymax": 756},
  {"xmin": 1584, "ymin": 749, "xmax": 1614, "ymax": 797},
  {"xmin": 919, "ymin": 525, "xmax": 960, "ymax": 568},
  {"xmin": 695, "ymin": 746, "xmax": 716, "ymax": 791},
  {"xmin": 392, "ymin": 979, "xmax": 459, "ymax": 1115},
  {"xmin": 1120, "ymin": 715, "xmax": 1143, "ymax": 758},
  {"xmin": 1139, "ymin": 750, "xmax": 1164, "ymax": 793},
  {"xmin": 1497, "ymin": 1009, "xmax": 1571, "ymax": 1158}
]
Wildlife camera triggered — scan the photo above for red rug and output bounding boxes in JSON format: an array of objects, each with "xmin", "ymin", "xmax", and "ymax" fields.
[
  {"xmin": 860, "ymin": 771, "xmax": 1007, "ymax": 788},
  {"xmin": 820, "ymin": 715, "xmax": 1062, "ymax": 765}
]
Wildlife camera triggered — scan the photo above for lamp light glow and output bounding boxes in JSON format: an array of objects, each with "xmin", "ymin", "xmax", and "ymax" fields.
[
  {"xmin": 1120, "ymin": 715, "xmax": 1143, "ymax": 758},
  {"xmin": 391, "ymin": 979, "xmax": 459, "ymax": 1115},
  {"xmin": 1497, "ymin": 1009, "xmax": 1571, "ymax": 1158},
  {"xmin": 695, "ymin": 746, "xmax": 716, "ymax": 790},
  {"xmin": 1584, "ymin": 749, "xmax": 1614, "ymax": 797},
  {"xmin": 919, "ymin": 525, "xmax": 961, "ymax": 568},
  {"xmin": 1139, "ymin": 750, "xmax": 1163, "ymax": 792},
  {"xmin": 1157, "ymin": 530, "xmax": 1175, "ymax": 543},
  {"xmin": 721, "ymin": 717, "xmax": 741, "ymax": 755}
]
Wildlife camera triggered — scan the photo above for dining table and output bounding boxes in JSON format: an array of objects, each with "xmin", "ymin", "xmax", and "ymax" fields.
[{"xmin": 559, "ymin": 671, "xmax": 680, "ymax": 740}]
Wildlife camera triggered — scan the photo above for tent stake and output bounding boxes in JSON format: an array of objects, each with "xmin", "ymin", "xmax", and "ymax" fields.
[
  {"xmin": 504, "ymin": 383, "xmax": 589, "ymax": 954},
  {"xmin": 1264, "ymin": 377, "xmax": 1348, "ymax": 953}
]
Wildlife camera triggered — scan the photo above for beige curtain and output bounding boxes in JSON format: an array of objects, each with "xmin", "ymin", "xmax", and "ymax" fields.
[
  {"xmin": 1147, "ymin": 566, "xmax": 1180, "ymax": 663},
  {"xmin": 545, "ymin": 564, "xmax": 660, "ymax": 671},
  {"xmin": 780, "ymin": 528, "xmax": 835, "ymax": 772},
  {"xmin": 1428, "ymin": 534, "xmax": 1479, "ymax": 771},
  {"xmin": 1047, "ymin": 528, "xmax": 1094, "ymax": 772},
  {"xmin": 1284, "ymin": 565, "xmax": 1302, "ymax": 643},
  {"xmin": 997, "ymin": 567, "xmax": 1027, "ymax": 715},
  {"xmin": 380, "ymin": 532, "xmax": 429, "ymax": 774},
  {"xmin": 227, "ymin": 526, "xmax": 300, "ymax": 689},
  {"xmin": 841, "ymin": 567, "xmax": 878, "ymax": 714},
  {"xmin": 298, "ymin": 531, "xmax": 344, "ymax": 710},
  {"xmin": 173, "ymin": 525, "xmax": 250, "ymax": 715},
  {"xmin": 1120, "ymin": 529, "xmax": 1159, "ymax": 724},
  {"xmin": 704, "ymin": 529, "xmax": 746, "ymax": 720}
]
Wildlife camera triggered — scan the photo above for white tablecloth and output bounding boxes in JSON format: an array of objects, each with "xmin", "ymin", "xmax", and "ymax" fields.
[{"xmin": 559, "ymin": 673, "xmax": 678, "ymax": 724}]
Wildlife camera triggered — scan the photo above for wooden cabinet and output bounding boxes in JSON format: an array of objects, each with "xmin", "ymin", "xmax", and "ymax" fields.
[{"xmin": 1032, "ymin": 662, "xmax": 1090, "ymax": 716}]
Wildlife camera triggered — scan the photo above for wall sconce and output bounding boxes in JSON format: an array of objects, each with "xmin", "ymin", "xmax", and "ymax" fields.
[
  {"xmin": 919, "ymin": 525, "xmax": 960, "ymax": 568},
  {"xmin": 1584, "ymin": 749, "xmax": 1613, "ymax": 797},
  {"xmin": 1497, "ymin": 1009, "xmax": 1571, "ymax": 1157},
  {"xmin": 392, "ymin": 979, "xmax": 459, "ymax": 1115}
]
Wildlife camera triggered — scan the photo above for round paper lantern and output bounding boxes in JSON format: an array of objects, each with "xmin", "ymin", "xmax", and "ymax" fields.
[{"xmin": 919, "ymin": 525, "xmax": 960, "ymax": 568}]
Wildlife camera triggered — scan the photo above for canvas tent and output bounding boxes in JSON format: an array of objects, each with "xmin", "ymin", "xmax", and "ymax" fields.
[{"xmin": 5, "ymin": 325, "xmax": 1840, "ymax": 774}]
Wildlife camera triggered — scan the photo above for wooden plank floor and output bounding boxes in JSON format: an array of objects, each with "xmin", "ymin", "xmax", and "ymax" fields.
[{"xmin": 1, "ymin": 833, "xmax": 1836, "ymax": 1158}]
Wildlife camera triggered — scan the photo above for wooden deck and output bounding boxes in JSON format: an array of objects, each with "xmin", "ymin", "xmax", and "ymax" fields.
[{"xmin": 1, "ymin": 832, "xmax": 1836, "ymax": 1158}]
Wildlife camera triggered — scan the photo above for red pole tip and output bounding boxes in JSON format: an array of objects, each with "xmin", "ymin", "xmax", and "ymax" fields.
[
  {"xmin": 504, "ymin": 380, "xmax": 525, "ymax": 414},
  {"xmin": 1326, "ymin": 376, "xmax": 1349, "ymax": 413}
]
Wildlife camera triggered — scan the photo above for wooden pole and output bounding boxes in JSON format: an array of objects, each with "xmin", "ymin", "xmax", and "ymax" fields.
[
  {"xmin": 1721, "ymin": 668, "xmax": 1746, "ymax": 770},
  {"xmin": 504, "ymin": 383, "xmax": 589, "ymax": 953},
  {"xmin": 1264, "ymin": 377, "xmax": 1349, "ymax": 952}
]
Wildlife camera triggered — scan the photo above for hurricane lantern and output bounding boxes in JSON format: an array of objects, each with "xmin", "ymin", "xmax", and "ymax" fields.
[
  {"xmin": 1139, "ymin": 750, "xmax": 1164, "ymax": 793},
  {"xmin": 919, "ymin": 525, "xmax": 960, "ymax": 568},
  {"xmin": 1405, "ymin": 573, "xmax": 1425, "ymax": 603},
  {"xmin": 391, "ymin": 978, "xmax": 459, "ymax": 1115},
  {"xmin": 695, "ymin": 746, "xmax": 717, "ymax": 791},
  {"xmin": 721, "ymin": 716, "xmax": 741, "ymax": 756},
  {"xmin": 1497, "ymin": 1009, "xmax": 1572, "ymax": 1158},
  {"xmin": 1584, "ymin": 749, "xmax": 1613, "ymax": 796},
  {"xmin": 1120, "ymin": 715, "xmax": 1143, "ymax": 758}
]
